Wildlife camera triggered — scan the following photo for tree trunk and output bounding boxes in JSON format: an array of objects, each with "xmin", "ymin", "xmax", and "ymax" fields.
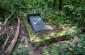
[
  {"xmin": 4, "ymin": 18, "xmax": 20, "ymax": 55},
  {"xmin": 59, "ymin": 0, "xmax": 62, "ymax": 11},
  {"xmin": 53, "ymin": 0, "xmax": 56, "ymax": 9}
]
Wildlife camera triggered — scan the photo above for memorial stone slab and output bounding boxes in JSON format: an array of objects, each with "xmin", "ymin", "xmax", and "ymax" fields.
[{"xmin": 28, "ymin": 14, "xmax": 44, "ymax": 32}]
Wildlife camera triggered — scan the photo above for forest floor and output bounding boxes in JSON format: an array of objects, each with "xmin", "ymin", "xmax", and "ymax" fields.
[
  {"xmin": 0, "ymin": 20, "xmax": 79, "ymax": 55},
  {"xmin": 0, "ymin": 20, "xmax": 62, "ymax": 55},
  {"xmin": 12, "ymin": 21, "xmax": 79, "ymax": 55},
  {"xmin": 15, "ymin": 22, "xmax": 65, "ymax": 55},
  {"xmin": 18, "ymin": 22, "xmax": 54, "ymax": 55},
  {"xmin": 17, "ymin": 22, "xmax": 77, "ymax": 55}
]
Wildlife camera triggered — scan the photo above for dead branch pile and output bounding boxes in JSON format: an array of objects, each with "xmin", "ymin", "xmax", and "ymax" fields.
[
  {"xmin": 0, "ymin": 18, "xmax": 20, "ymax": 55},
  {"xmin": 4, "ymin": 18, "xmax": 20, "ymax": 55}
]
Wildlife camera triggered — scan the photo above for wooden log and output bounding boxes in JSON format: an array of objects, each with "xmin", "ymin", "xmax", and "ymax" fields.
[
  {"xmin": 4, "ymin": 18, "xmax": 20, "ymax": 55},
  {"xmin": 3, "ymin": 13, "xmax": 13, "ymax": 26}
]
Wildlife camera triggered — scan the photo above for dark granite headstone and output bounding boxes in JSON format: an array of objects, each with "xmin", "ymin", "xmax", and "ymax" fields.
[{"xmin": 28, "ymin": 14, "xmax": 44, "ymax": 32}]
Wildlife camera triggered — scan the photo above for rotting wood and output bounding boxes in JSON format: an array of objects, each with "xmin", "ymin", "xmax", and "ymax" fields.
[{"xmin": 4, "ymin": 18, "xmax": 20, "ymax": 55}]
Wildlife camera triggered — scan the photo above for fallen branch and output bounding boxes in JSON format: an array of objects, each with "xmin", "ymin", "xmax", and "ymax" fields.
[
  {"xmin": 57, "ymin": 36, "xmax": 80, "ymax": 46},
  {"xmin": 0, "ymin": 13, "xmax": 13, "ymax": 36},
  {"xmin": 2, "ymin": 26, "xmax": 13, "ymax": 52},
  {"xmin": 4, "ymin": 18, "xmax": 20, "ymax": 55},
  {"xmin": 3, "ymin": 13, "xmax": 13, "ymax": 26}
]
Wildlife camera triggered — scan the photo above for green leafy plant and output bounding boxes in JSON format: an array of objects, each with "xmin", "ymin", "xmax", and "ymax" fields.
[
  {"xmin": 73, "ymin": 37, "xmax": 85, "ymax": 55},
  {"xmin": 43, "ymin": 48, "xmax": 49, "ymax": 55},
  {"xmin": 51, "ymin": 44, "xmax": 60, "ymax": 55},
  {"xmin": 12, "ymin": 40, "xmax": 30, "ymax": 55}
]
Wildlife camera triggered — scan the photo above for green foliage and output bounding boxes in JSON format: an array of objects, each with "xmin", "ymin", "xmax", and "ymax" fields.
[
  {"xmin": 51, "ymin": 44, "xmax": 60, "ymax": 55},
  {"xmin": 42, "ymin": 34, "xmax": 85, "ymax": 55},
  {"xmin": 60, "ymin": 43, "xmax": 71, "ymax": 49},
  {"xmin": 12, "ymin": 47, "xmax": 29, "ymax": 55},
  {"xmin": 63, "ymin": 5, "xmax": 74, "ymax": 17},
  {"xmin": 63, "ymin": 5, "xmax": 85, "ymax": 23},
  {"xmin": 0, "ymin": 0, "xmax": 85, "ymax": 55},
  {"xmin": 50, "ymin": 43, "xmax": 72, "ymax": 55},
  {"xmin": 73, "ymin": 37, "xmax": 85, "ymax": 55},
  {"xmin": 0, "ymin": 0, "xmax": 12, "ymax": 17},
  {"xmin": 12, "ymin": 40, "xmax": 30, "ymax": 55},
  {"xmin": 43, "ymin": 49, "xmax": 49, "ymax": 55}
]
